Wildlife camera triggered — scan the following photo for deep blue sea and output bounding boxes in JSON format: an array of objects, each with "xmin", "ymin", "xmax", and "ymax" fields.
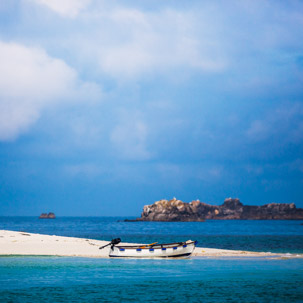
[{"xmin": 1, "ymin": 217, "xmax": 303, "ymax": 302}]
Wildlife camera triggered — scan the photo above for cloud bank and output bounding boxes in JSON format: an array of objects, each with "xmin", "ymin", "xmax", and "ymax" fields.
[
  {"xmin": 0, "ymin": 41, "xmax": 100, "ymax": 141},
  {"xmin": 31, "ymin": 0, "xmax": 91, "ymax": 18},
  {"xmin": 0, "ymin": 0, "xmax": 303, "ymax": 214}
]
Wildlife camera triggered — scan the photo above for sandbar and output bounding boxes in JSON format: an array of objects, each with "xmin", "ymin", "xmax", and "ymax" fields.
[{"xmin": 0, "ymin": 230, "xmax": 302, "ymax": 259}]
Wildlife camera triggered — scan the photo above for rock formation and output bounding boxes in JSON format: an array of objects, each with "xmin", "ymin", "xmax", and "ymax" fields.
[
  {"xmin": 39, "ymin": 212, "xmax": 56, "ymax": 219},
  {"xmin": 135, "ymin": 198, "xmax": 303, "ymax": 221}
]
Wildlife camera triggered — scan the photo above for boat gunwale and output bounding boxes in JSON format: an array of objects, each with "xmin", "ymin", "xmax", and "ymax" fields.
[{"xmin": 114, "ymin": 240, "xmax": 196, "ymax": 250}]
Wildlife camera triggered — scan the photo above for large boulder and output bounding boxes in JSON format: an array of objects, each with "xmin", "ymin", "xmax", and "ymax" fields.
[
  {"xmin": 136, "ymin": 198, "xmax": 303, "ymax": 221},
  {"xmin": 140, "ymin": 198, "xmax": 205, "ymax": 221}
]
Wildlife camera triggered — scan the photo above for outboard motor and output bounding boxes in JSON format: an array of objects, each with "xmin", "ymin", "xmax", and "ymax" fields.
[{"xmin": 99, "ymin": 238, "xmax": 121, "ymax": 250}]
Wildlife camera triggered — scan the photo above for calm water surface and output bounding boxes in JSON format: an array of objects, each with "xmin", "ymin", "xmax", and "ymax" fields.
[
  {"xmin": 1, "ymin": 217, "xmax": 303, "ymax": 302},
  {"xmin": 1, "ymin": 216, "xmax": 303, "ymax": 253},
  {"xmin": 0, "ymin": 257, "xmax": 303, "ymax": 302}
]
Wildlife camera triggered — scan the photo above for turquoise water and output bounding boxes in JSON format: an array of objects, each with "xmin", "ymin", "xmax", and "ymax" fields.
[
  {"xmin": 1, "ymin": 218, "xmax": 303, "ymax": 302},
  {"xmin": 0, "ymin": 257, "xmax": 303, "ymax": 302},
  {"xmin": 1, "ymin": 217, "xmax": 303, "ymax": 253}
]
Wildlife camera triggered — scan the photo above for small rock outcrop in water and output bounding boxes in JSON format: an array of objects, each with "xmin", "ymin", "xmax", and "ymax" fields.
[
  {"xmin": 39, "ymin": 212, "xmax": 56, "ymax": 219},
  {"xmin": 134, "ymin": 198, "xmax": 303, "ymax": 221}
]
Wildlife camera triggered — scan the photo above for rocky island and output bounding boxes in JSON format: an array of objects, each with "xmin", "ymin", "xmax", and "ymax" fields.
[
  {"xmin": 132, "ymin": 198, "xmax": 303, "ymax": 221},
  {"xmin": 39, "ymin": 212, "xmax": 56, "ymax": 219}
]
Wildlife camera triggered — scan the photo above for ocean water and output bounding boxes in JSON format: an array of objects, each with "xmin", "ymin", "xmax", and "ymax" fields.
[
  {"xmin": 0, "ymin": 257, "xmax": 303, "ymax": 302},
  {"xmin": 1, "ymin": 216, "xmax": 303, "ymax": 253},
  {"xmin": 1, "ymin": 217, "xmax": 303, "ymax": 302}
]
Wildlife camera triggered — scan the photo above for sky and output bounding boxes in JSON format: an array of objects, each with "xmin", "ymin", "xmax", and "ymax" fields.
[{"xmin": 0, "ymin": 0, "xmax": 303, "ymax": 216}]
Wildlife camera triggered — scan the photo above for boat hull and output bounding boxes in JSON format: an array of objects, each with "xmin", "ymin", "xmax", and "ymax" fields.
[{"xmin": 109, "ymin": 240, "xmax": 196, "ymax": 258}]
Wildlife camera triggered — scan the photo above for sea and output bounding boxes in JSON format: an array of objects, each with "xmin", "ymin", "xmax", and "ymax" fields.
[{"xmin": 1, "ymin": 217, "xmax": 303, "ymax": 302}]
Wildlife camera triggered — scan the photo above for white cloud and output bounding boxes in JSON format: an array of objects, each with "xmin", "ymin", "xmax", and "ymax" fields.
[
  {"xmin": 31, "ymin": 0, "xmax": 91, "ymax": 18},
  {"xmin": 0, "ymin": 41, "xmax": 101, "ymax": 141},
  {"xmin": 106, "ymin": 8, "xmax": 226, "ymax": 77},
  {"xmin": 24, "ymin": 0, "xmax": 303, "ymax": 83},
  {"xmin": 69, "ymin": 6, "xmax": 227, "ymax": 80}
]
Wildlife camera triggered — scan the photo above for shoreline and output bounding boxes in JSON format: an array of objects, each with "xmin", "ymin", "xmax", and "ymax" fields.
[{"xmin": 1, "ymin": 230, "xmax": 302, "ymax": 259}]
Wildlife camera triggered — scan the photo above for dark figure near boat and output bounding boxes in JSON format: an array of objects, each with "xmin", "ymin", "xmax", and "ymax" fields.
[{"xmin": 39, "ymin": 212, "xmax": 56, "ymax": 219}]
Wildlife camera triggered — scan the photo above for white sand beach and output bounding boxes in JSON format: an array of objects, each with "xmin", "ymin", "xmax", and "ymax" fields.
[{"xmin": 0, "ymin": 230, "xmax": 302, "ymax": 259}]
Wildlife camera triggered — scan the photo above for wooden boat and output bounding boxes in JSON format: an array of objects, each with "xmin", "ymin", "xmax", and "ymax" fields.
[{"xmin": 100, "ymin": 239, "xmax": 197, "ymax": 258}]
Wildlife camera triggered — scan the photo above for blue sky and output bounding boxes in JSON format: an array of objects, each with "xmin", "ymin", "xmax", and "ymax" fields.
[{"xmin": 0, "ymin": 0, "xmax": 303, "ymax": 216}]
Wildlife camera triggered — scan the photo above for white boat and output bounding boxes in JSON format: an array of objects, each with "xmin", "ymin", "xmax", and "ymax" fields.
[{"xmin": 100, "ymin": 239, "xmax": 197, "ymax": 258}]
